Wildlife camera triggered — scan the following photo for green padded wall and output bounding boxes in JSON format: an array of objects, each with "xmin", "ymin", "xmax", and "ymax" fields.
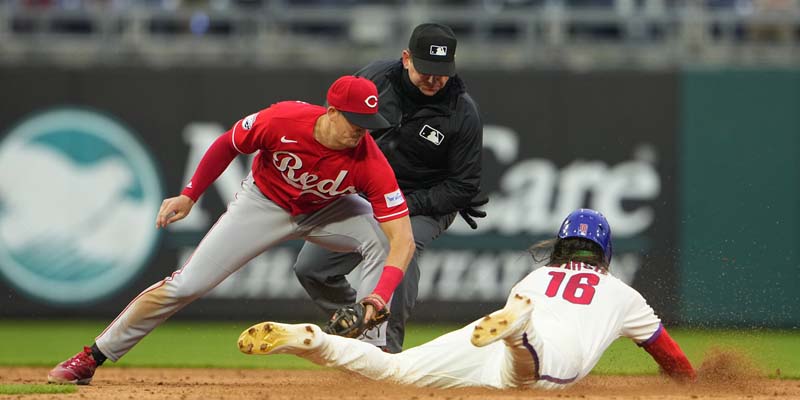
[{"xmin": 680, "ymin": 70, "xmax": 800, "ymax": 327}]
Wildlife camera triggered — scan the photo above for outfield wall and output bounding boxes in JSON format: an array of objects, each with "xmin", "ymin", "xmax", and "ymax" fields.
[
  {"xmin": 0, "ymin": 67, "xmax": 794, "ymax": 327},
  {"xmin": 679, "ymin": 70, "xmax": 800, "ymax": 327}
]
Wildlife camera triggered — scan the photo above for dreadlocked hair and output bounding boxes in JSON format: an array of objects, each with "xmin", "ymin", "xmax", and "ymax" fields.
[
  {"xmin": 528, "ymin": 237, "xmax": 608, "ymax": 269},
  {"xmin": 528, "ymin": 238, "xmax": 557, "ymax": 265}
]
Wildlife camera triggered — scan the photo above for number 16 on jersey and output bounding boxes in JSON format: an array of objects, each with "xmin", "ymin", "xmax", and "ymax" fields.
[{"xmin": 545, "ymin": 271, "xmax": 600, "ymax": 305}]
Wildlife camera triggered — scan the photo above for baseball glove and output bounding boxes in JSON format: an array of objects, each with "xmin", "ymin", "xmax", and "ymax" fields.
[{"xmin": 323, "ymin": 294, "xmax": 390, "ymax": 338}]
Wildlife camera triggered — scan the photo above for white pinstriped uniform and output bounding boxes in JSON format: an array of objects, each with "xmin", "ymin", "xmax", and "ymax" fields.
[{"xmin": 299, "ymin": 261, "xmax": 662, "ymax": 389}]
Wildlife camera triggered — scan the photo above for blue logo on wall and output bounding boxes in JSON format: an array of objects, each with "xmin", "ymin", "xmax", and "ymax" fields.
[{"xmin": 0, "ymin": 109, "xmax": 162, "ymax": 304}]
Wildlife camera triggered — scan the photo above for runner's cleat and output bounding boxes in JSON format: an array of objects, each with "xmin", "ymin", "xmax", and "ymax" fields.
[
  {"xmin": 238, "ymin": 322, "xmax": 322, "ymax": 355},
  {"xmin": 471, "ymin": 294, "xmax": 534, "ymax": 347}
]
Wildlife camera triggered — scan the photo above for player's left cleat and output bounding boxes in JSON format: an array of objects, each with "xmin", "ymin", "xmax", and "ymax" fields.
[
  {"xmin": 47, "ymin": 346, "xmax": 98, "ymax": 385},
  {"xmin": 471, "ymin": 293, "xmax": 534, "ymax": 347},
  {"xmin": 238, "ymin": 322, "xmax": 323, "ymax": 355}
]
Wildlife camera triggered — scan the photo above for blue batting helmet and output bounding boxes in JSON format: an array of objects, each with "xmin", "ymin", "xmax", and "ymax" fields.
[{"xmin": 557, "ymin": 208, "xmax": 613, "ymax": 266}]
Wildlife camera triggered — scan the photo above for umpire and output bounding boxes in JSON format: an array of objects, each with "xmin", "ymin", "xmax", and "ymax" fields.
[{"xmin": 293, "ymin": 22, "xmax": 484, "ymax": 353}]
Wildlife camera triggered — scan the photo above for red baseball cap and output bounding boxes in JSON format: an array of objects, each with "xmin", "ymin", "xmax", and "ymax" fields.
[{"xmin": 327, "ymin": 76, "xmax": 391, "ymax": 130}]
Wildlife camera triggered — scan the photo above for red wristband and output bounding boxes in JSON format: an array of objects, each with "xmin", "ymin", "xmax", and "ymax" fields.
[{"xmin": 372, "ymin": 265, "xmax": 404, "ymax": 303}]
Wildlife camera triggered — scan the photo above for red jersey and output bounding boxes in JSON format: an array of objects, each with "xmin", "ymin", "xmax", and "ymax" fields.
[{"xmin": 230, "ymin": 101, "xmax": 408, "ymax": 222}]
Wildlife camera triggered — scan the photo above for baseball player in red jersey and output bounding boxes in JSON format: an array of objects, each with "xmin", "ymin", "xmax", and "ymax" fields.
[
  {"xmin": 47, "ymin": 76, "xmax": 416, "ymax": 385},
  {"xmin": 237, "ymin": 209, "xmax": 696, "ymax": 389}
]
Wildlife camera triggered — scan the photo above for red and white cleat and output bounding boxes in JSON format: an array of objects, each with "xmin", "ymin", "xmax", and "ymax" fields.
[{"xmin": 48, "ymin": 346, "xmax": 97, "ymax": 385}]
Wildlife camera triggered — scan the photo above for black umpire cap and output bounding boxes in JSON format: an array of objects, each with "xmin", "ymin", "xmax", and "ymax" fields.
[{"xmin": 408, "ymin": 23, "xmax": 457, "ymax": 77}]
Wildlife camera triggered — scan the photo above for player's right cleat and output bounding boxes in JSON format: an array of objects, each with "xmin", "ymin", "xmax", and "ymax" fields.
[
  {"xmin": 471, "ymin": 293, "xmax": 534, "ymax": 347},
  {"xmin": 238, "ymin": 322, "xmax": 323, "ymax": 355},
  {"xmin": 47, "ymin": 347, "xmax": 97, "ymax": 385}
]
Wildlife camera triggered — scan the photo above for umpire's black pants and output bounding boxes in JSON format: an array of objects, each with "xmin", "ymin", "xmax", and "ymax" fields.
[{"xmin": 293, "ymin": 213, "xmax": 456, "ymax": 353}]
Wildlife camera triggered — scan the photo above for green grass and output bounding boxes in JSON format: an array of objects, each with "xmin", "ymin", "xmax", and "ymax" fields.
[
  {"xmin": 0, "ymin": 320, "xmax": 797, "ymax": 378},
  {"xmin": 0, "ymin": 384, "xmax": 77, "ymax": 394},
  {"xmin": 0, "ymin": 320, "xmax": 457, "ymax": 370},
  {"xmin": 594, "ymin": 329, "xmax": 800, "ymax": 378}
]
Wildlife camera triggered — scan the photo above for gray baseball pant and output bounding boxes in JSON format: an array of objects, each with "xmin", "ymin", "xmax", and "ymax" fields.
[
  {"xmin": 95, "ymin": 175, "xmax": 389, "ymax": 362},
  {"xmin": 293, "ymin": 212, "xmax": 456, "ymax": 353}
]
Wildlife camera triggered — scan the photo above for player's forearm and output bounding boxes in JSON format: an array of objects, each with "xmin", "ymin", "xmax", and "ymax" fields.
[
  {"xmin": 641, "ymin": 326, "xmax": 696, "ymax": 382},
  {"xmin": 383, "ymin": 238, "xmax": 414, "ymax": 273},
  {"xmin": 371, "ymin": 217, "xmax": 415, "ymax": 302},
  {"xmin": 181, "ymin": 130, "xmax": 239, "ymax": 201},
  {"xmin": 380, "ymin": 216, "xmax": 415, "ymax": 271}
]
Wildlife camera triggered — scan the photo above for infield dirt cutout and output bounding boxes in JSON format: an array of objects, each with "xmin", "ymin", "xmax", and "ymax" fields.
[
  {"xmin": 2, "ymin": 348, "xmax": 797, "ymax": 400},
  {"xmin": 0, "ymin": 367, "xmax": 796, "ymax": 400}
]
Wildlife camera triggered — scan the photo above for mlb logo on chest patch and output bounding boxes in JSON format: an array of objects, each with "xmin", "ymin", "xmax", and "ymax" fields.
[{"xmin": 419, "ymin": 125, "xmax": 444, "ymax": 146}]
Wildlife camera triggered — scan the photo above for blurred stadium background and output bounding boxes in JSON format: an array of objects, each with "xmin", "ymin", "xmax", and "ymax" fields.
[
  {"xmin": 1, "ymin": 0, "xmax": 800, "ymax": 67},
  {"xmin": 0, "ymin": 0, "xmax": 797, "ymax": 333}
]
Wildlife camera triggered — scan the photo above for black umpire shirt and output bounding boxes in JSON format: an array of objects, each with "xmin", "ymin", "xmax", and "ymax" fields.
[{"xmin": 355, "ymin": 59, "xmax": 483, "ymax": 217}]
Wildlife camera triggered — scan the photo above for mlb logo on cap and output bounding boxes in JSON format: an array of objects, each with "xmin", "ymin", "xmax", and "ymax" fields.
[
  {"xmin": 408, "ymin": 23, "xmax": 457, "ymax": 76},
  {"xmin": 579, "ymin": 223, "xmax": 588, "ymax": 235},
  {"xmin": 430, "ymin": 45, "xmax": 448, "ymax": 56}
]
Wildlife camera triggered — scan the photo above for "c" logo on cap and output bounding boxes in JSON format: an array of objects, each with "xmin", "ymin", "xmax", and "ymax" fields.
[{"xmin": 364, "ymin": 95, "xmax": 378, "ymax": 108}]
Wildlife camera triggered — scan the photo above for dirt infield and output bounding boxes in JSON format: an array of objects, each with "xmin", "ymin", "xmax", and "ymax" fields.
[{"xmin": 1, "ymin": 367, "xmax": 798, "ymax": 400}]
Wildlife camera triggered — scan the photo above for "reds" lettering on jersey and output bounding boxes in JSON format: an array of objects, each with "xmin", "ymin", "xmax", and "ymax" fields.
[
  {"xmin": 272, "ymin": 151, "xmax": 357, "ymax": 199},
  {"xmin": 229, "ymin": 101, "xmax": 408, "ymax": 220}
]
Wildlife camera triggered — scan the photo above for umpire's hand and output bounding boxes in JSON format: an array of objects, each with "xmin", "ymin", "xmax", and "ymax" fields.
[
  {"xmin": 156, "ymin": 194, "xmax": 195, "ymax": 228},
  {"xmin": 459, "ymin": 195, "xmax": 489, "ymax": 229}
]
